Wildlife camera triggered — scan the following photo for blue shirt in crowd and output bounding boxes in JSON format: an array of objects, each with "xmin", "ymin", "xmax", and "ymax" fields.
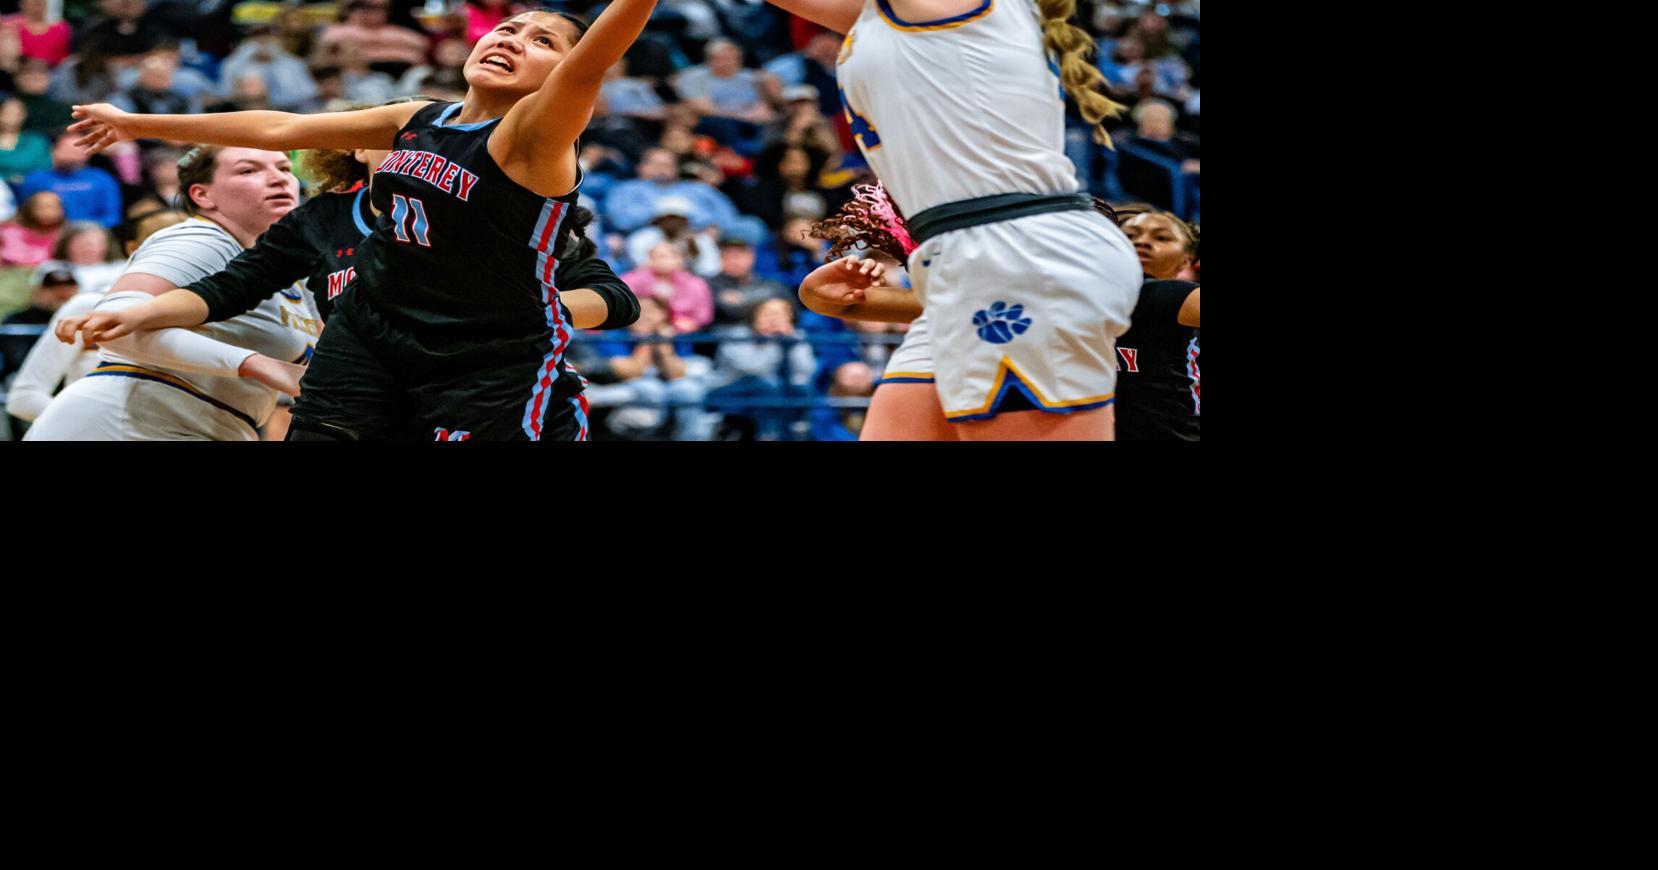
[{"xmin": 17, "ymin": 166, "xmax": 124, "ymax": 228}]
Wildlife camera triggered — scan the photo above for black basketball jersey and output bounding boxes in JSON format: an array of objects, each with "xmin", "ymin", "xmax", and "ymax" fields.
[
  {"xmin": 187, "ymin": 186, "xmax": 375, "ymax": 325},
  {"xmin": 348, "ymin": 101, "xmax": 583, "ymax": 345},
  {"xmin": 1115, "ymin": 277, "xmax": 1201, "ymax": 442}
]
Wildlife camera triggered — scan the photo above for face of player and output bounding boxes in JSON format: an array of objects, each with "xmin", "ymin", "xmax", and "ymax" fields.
[
  {"xmin": 1121, "ymin": 213, "xmax": 1192, "ymax": 280},
  {"xmin": 199, "ymin": 148, "xmax": 299, "ymax": 234},
  {"xmin": 465, "ymin": 12, "xmax": 581, "ymax": 99}
]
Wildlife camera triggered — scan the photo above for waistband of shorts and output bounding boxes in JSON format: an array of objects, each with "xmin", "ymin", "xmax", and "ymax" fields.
[
  {"xmin": 86, "ymin": 364, "xmax": 260, "ymax": 434},
  {"xmin": 906, "ymin": 193, "xmax": 1097, "ymax": 246}
]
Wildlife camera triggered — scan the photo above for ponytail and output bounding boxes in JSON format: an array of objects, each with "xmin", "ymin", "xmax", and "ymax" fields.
[{"xmin": 1036, "ymin": 0, "xmax": 1126, "ymax": 148}]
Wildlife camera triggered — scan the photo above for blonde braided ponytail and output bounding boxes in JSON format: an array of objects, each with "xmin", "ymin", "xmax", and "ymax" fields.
[{"xmin": 1036, "ymin": 0, "xmax": 1126, "ymax": 147}]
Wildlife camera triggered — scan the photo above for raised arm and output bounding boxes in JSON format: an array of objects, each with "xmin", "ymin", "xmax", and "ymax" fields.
[
  {"xmin": 69, "ymin": 101, "xmax": 429, "ymax": 154},
  {"xmin": 766, "ymin": 0, "xmax": 863, "ymax": 34},
  {"xmin": 492, "ymin": 0, "xmax": 660, "ymax": 196}
]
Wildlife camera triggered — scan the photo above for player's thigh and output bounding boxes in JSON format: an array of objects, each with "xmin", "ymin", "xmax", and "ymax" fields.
[{"xmin": 862, "ymin": 382, "xmax": 957, "ymax": 441}]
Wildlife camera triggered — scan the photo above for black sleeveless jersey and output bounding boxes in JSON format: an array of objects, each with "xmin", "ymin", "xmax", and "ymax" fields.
[
  {"xmin": 1115, "ymin": 277, "xmax": 1201, "ymax": 442},
  {"xmin": 187, "ymin": 186, "xmax": 375, "ymax": 325},
  {"xmin": 347, "ymin": 101, "xmax": 584, "ymax": 345}
]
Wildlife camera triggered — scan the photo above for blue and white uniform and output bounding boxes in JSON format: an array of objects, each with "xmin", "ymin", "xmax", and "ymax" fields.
[
  {"xmin": 25, "ymin": 218, "xmax": 319, "ymax": 440},
  {"xmin": 838, "ymin": 0, "xmax": 1141, "ymax": 421}
]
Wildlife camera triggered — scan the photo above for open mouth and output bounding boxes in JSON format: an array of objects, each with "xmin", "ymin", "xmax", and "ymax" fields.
[
  {"xmin": 266, "ymin": 194, "xmax": 296, "ymax": 205},
  {"xmin": 480, "ymin": 54, "xmax": 514, "ymax": 73}
]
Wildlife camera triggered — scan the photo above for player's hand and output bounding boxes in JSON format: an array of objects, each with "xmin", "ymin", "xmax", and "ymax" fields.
[
  {"xmin": 56, "ymin": 309, "xmax": 139, "ymax": 346},
  {"xmin": 238, "ymin": 354, "xmax": 305, "ymax": 397},
  {"xmin": 68, "ymin": 103, "xmax": 138, "ymax": 154},
  {"xmin": 802, "ymin": 256, "xmax": 885, "ymax": 306}
]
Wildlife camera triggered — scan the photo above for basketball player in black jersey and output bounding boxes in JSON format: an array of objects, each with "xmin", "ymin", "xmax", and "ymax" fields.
[
  {"xmin": 59, "ymin": 148, "xmax": 636, "ymax": 417},
  {"xmin": 66, "ymin": 0, "xmax": 661, "ymax": 440}
]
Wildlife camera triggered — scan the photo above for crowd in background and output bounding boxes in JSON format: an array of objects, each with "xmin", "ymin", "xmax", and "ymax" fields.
[{"xmin": 0, "ymin": 0, "xmax": 1200, "ymax": 441}]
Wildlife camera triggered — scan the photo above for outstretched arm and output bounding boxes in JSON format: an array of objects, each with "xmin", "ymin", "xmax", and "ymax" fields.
[
  {"xmin": 492, "ymin": 0, "xmax": 660, "ymax": 196},
  {"xmin": 69, "ymin": 101, "xmax": 429, "ymax": 154},
  {"xmin": 799, "ymin": 257, "xmax": 923, "ymax": 324}
]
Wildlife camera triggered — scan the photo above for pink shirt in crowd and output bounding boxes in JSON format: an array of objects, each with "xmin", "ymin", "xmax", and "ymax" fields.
[
  {"xmin": 620, "ymin": 267, "xmax": 714, "ymax": 333},
  {"xmin": 466, "ymin": 5, "xmax": 506, "ymax": 45},
  {"xmin": 3, "ymin": 17, "xmax": 73, "ymax": 66},
  {"xmin": 0, "ymin": 223, "xmax": 61, "ymax": 267}
]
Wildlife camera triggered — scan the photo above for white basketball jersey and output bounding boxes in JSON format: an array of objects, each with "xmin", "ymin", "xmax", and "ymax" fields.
[{"xmin": 835, "ymin": 0, "xmax": 1082, "ymax": 216}]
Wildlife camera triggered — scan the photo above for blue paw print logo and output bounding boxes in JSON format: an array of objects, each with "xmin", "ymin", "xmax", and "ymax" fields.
[{"xmin": 974, "ymin": 301, "xmax": 1031, "ymax": 345}]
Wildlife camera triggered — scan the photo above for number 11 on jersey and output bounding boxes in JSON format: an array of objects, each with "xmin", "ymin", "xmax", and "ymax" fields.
[{"xmin": 391, "ymin": 194, "xmax": 432, "ymax": 247}]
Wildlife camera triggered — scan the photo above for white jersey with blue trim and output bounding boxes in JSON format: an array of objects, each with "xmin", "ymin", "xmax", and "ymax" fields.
[
  {"xmin": 96, "ymin": 218, "xmax": 320, "ymax": 427},
  {"xmin": 835, "ymin": 0, "xmax": 1081, "ymax": 216}
]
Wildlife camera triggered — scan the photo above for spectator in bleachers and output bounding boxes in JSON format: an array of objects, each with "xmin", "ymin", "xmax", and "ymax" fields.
[
  {"xmin": 604, "ymin": 145, "xmax": 741, "ymax": 234},
  {"xmin": 1128, "ymin": 99, "xmax": 1200, "ymax": 176},
  {"xmin": 731, "ymin": 140, "xmax": 828, "ymax": 230},
  {"xmin": 0, "ymin": 260, "xmax": 76, "ymax": 379},
  {"xmin": 73, "ymin": 0, "xmax": 171, "ymax": 62},
  {"xmin": 48, "ymin": 47, "xmax": 119, "ymax": 104},
  {"xmin": 108, "ymin": 51, "xmax": 199, "ymax": 116},
  {"xmin": 4, "ymin": 0, "xmax": 73, "ymax": 68},
  {"xmin": 753, "ymin": 213, "xmax": 826, "ymax": 291},
  {"xmin": 135, "ymin": 145, "xmax": 181, "ymax": 208},
  {"xmin": 625, "ymin": 196, "xmax": 721, "ymax": 278},
  {"xmin": 621, "ymin": 241, "xmax": 713, "ymax": 335},
  {"xmin": 581, "ymin": 295, "xmax": 714, "ymax": 440},
  {"xmin": 217, "ymin": 23, "xmax": 319, "ymax": 112},
  {"xmin": 396, "ymin": 37, "xmax": 470, "ymax": 102},
  {"xmin": 206, "ymin": 71, "xmax": 276, "ymax": 114},
  {"xmin": 671, "ymin": 37, "xmax": 774, "ymax": 154},
  {"xmin": 316, "ymin": 0, "xmax": 430, "ymax": 80},
  {"xmin": 14, "ymin": 57, "xmax": 72, "ymax": 134},
  {"xmin": 0, "ymin": 96, "xmax": 52, "ymax": 185},
  {"xmin": 0, "ymin": 189, "xmax": 63, "ymax": 266},
  {"xmin": 705, "ymin": 297, "xmax": 815, "ymax": 441},
  {"xmin": 318, "ymin": 40, "xmax": 397, "ymax": 104},
  {"xmin": 114, "ymin": 43, "xmax": 215, "ymax": 107},
  {"xmin": 54, "ymin": 221, "xmax": 124, "ymax": 296},
  {"xmin": 760, "ymin": 29, "xmax": 842, "ymax": 121},
  {"xmin": 809, "ymin": 360, "xmax": 873, "ymax": 441},
  {"xmin": 762, "ymin": 83, "xmax": 839, "ymax": 156},
  {"xmin": 599, "ymin": 57, "xmax": 667, "ymax": 125},
  {"xmin": 17, "ymin": 132, "xmax": 123, "ymax": 228},
  {"xmin": 708, "ymin": 235, "xmax": 788, "ymax": 329}
]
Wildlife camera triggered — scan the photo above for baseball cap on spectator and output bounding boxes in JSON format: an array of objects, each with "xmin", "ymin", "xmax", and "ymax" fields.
[
  {"xmin": 783, "ymin": 84, "xmax": 820, "ymax": 103},
  {"xmin": 653, "ymin": 196, "xmax": 694, "ymax": 219},
  {"xmin": 33, "ymin": 261, "xmax": 78, "ymax": 288},
  {"xmin": 717, "ymin": 234, "xmax": 752, "ymax": 249}
]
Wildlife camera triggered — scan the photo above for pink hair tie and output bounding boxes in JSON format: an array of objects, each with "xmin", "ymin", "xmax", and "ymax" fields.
[{"xmin": 851, "ymin": 182, "xmax": 916, "ymax": 257}]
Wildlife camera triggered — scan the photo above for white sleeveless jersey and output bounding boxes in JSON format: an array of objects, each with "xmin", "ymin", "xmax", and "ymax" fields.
[
  {"xmin": 97, "ymin": 218, "xmax": 320, "ymax": 428},
  {"xmin": 835, "ymin": 0, "xmax": 1081, "ymax": 216}
]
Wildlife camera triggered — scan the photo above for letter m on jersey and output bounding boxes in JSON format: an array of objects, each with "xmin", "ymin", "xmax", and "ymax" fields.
[{"xmin": 433, "ymin": 428, "xmax": 471, "ymax": 441}]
